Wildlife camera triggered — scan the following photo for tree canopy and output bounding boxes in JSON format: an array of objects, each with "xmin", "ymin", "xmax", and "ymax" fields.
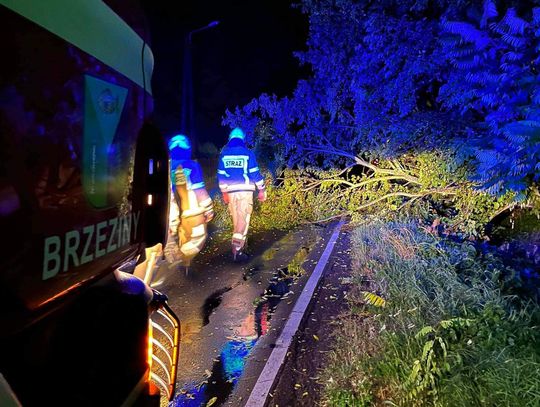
[{"xmin": 223, "ymin": 0, "xmax": 540, "ymax": 197}]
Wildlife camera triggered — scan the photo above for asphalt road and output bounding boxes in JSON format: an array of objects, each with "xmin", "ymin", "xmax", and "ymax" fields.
[{"xmin": 152, "ymin": 224, "xmax": 331, "ymax": 406}]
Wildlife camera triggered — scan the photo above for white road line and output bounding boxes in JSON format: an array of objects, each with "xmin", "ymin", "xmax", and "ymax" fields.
[{"xmin": 244, "ymin": 220, "xmax": 345, "ymax": 407}]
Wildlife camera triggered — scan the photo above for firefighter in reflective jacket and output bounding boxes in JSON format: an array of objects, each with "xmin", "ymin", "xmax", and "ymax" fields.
[
  {"xmin": 167, "ymin": 134, "xmax": 213, "ymax": 268},
  {"xmin": 217, "ymin": 127, "xmax": 266, "ymax": 259}
]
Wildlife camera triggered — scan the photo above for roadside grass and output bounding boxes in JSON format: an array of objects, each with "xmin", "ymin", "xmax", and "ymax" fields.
[{"xmin": 322, "ymin": 221, "xmax": 540, "ymax": 407}]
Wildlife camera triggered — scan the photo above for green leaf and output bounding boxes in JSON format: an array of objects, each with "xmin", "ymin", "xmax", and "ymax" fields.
[
  {"xmin": 422, "ymin": 340, "xmax": 435, "ymax": 361},
  {"xmin": 362, "ymin": 291, "xmax": 386, "ymax": 308},
  {"xmin": 415, "ymin": 326, "xmax": 434, "ymax": 339}
]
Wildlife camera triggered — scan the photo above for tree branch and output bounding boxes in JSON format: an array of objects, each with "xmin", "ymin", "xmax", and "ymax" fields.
[
  {"xmin": 325, "ymin": 175, "xmax": 422, "ymax": 204},
  {"xmin": 301, "ymin": 178, "xmax": 357, "ymax": 192},
  {"xmin": 303, "ymin": 144, "xmax": 421, "ymax": 185}
]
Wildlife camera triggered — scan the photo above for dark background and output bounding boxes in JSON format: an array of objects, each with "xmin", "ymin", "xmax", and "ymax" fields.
[{"xmin": 141, "ymin": 0, "xmax": 309, "ymax": 148}]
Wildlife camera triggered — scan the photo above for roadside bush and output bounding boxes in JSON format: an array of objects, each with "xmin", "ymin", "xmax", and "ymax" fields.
[{"xmin": 322, "ymin": 222, "xmax": 540, "ymax": 407}]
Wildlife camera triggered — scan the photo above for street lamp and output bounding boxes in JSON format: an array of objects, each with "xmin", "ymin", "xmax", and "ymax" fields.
[
  {"xmin": 180, "ymin": 21, "xmax": 219, "ymax": 150},
  {"xmin": 188, "ymin": 20, "xmax": 219, "ymax": 45}
]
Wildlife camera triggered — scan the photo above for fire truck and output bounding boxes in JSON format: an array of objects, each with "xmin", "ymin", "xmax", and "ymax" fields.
[{"xmin": 0, "ymin": 0, "xmax": 178, "ymax": 405}]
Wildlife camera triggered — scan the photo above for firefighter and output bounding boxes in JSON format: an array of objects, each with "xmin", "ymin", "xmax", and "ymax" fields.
[
  {"xmin": 217, "ymin": 127, "xmax": 266, "ymax": 260},
  {"xmin": 166, "ymin": 134, "xmax": 213, "ymax": 269}
]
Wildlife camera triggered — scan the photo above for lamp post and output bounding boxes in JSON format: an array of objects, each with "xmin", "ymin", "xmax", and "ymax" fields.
[{"xmin": 180, "ymin": 21, "xmax": 219, "ymax": 150}]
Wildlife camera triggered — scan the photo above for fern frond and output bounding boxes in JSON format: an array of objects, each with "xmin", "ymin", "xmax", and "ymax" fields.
[
  {"xmin": 502, "ymin": 121, "xmax": 540, "ymax": 145},
  {"xmin": 466, "ymin": 71, "xmax": 499, "ymax": 85},
  {"xmin": 415, "ymin": 325, "xmax": 434, "ymax": 339},
  {"xmin": 421, "ymin": 340, "xmax": 434, "ymax": 361},
  {"xmin": 501, "ymin": 33, "xmax": 527, "ymax": 48},
  {"xmin": 454, "ymin": 55, "xmax": 482, "ymax": 69},
  {"xmin": 481, "ymin": 0, "xmax": 498, "ymax": 28},
  {"xmin": 503, "ymin": 130, "xmax": 525, "ymax": 145},
  {"xmin": 439, "ymin": 318, "xmax": 474, "ymax": 329},
  {"xmin": 510, "ymin": 163, "xmax": 528, "ymax": 176},
  {"xmin": 501, "ymin": 51, "xmax": 524, "ymax": 62},
  {"xmin": 501, "ymin": 8, "xmax": 529, "ymax": 35},
  {"xmin": 475, "ymin": 149, "xmax": 499, "ymax": 168},
  {"xmin": 437, "ymin": 337, "xmax": 448, "ymax": 359},
  {"xmin": 442, "ymin": 20, "xmax": 490, "ymax": 49},
  {"xmin": 480, "ymin": 93, "xmax": 498, "ymax": 108},
  {"xmin": 448, "ymin": 45, "xmax": 476, "ymax": 59}
]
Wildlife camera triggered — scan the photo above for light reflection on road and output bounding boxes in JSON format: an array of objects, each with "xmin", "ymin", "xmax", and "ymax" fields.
[{"xmin": 170, "ymin": 273, "xmax": 291, "ymax": 406}]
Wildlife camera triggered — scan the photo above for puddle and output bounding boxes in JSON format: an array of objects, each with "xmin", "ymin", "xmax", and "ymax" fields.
[
  {"xmin": 171, "ymin": 269, "xmax": 294, "ymax": 406},
  {"xmin": 171, "ymin": 227, "xmax": 320, "ymax": 406}
]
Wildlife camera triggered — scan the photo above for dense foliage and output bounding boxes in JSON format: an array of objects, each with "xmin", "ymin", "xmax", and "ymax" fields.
[
  {"xmin": 322, "ymin": 222, "xmax": 540, "ymax": 406},
  {"xmin": 223, "ymin": 0, "xmax": 540, "ymax": 196},
  {"xmin": 441, "ymin": 2, "xmax": 540, "ymax": 195}
]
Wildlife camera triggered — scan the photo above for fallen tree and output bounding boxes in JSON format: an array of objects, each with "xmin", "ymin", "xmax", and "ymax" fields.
[{"xmin": 221, "ymin": 0, "xmax": 540, "ymax": 234}]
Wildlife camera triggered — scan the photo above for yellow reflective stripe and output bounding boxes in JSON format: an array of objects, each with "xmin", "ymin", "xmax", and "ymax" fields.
[{"xmin": 0, "ymin": 0, "xmax": 153, "ymax": 94}]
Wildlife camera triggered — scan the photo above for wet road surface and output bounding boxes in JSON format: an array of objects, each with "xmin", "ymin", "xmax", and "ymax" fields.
[{"xmin": 152, "ymin": 224, "xmax": 331, "ymax": 406}]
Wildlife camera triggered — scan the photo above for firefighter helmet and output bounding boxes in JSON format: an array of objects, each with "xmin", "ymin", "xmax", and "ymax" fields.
[
  {"xmin": 168, "ymin": 134, "xmax": 191, "ymax": 151},
  {"xmin": 228, "ymin": 127, "xmax": 246, "ymax": 141}
]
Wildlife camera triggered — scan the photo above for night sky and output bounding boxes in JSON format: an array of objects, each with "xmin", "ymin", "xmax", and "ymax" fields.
[{"xmin": 141, "ymin": 0, "xmax": 309, "ymax": 148}]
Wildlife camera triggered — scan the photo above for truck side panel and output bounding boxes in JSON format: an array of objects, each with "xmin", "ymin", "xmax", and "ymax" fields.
[{"xmin": 0, "ymin": 4, "xmax": 154, "ymax": 311}]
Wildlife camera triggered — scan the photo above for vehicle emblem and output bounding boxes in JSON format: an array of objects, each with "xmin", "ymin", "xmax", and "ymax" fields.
[{"xmin": 98, "ymin": 89, "xmax": 118, "ymax": 114}]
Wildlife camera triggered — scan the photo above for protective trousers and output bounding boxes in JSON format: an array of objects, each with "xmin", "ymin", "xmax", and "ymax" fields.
[
  {"xmin": 178, "ymin": 211, "xmax": 207, "ymax": 266},
  {"xmin": 228, "ymin": 191, "xmax": 253, "ymax": 254},
  {"xmin": 166, "ymin": 192, "xmax": 207, "ymax": 267}
]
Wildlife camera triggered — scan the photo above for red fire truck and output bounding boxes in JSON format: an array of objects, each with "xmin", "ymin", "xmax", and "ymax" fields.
[{"xmin": 0, "ymin": 0, "xmax": 178, "ymax": 405}]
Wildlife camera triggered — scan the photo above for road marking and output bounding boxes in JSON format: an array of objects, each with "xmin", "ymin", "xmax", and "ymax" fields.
[{"xmin": 244, "ymin": 220, "xmax": 345, "ymax": 407}]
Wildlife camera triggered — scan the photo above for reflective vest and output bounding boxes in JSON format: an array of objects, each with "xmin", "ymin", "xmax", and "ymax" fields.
[
  {"xmin": 217, "ymin": 141, "xmax": 264, "ymax": 193},
  {"xmin": 171, "ymin": 159, "xmax": 209, "ymax": 217}
]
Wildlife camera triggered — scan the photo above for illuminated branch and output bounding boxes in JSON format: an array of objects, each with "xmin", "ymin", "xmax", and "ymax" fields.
[
  {"xmin": 353, "ymin": 156, "xmax": 420, "ymax": 184},
  {"xmin": 304, "ymin": 145, "xmax": 422, "ymax": 186},
  {"xmin": 325, "ymin": 175, "xmax": 423, "ymax": 204},
  {"xmin": 354, "ymin": 188, "xmax": 458, "ymax": 212},
  {"xmin": 301, "ymin": 178, "xmax": 357, "ymax": 192},
  {"xmin": 308, "ymin": 187, "xmax": 459, "ymax": 224}
]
